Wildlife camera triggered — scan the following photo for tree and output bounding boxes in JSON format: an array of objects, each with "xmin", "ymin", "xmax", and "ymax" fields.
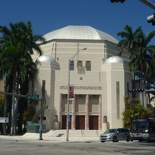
[
  {"xmin": 117, "ymin": 25, "xmax": 155, "ymax": 105},
  {"xmin": 117, "ymin": 25, "xmax": 142, "ymax": 60},
  {"xmin": 0, "ymin": 95, "xmax": 4, "ymax": 116},
  {"xmin": 129, "ymin": 30, "xmax": 155, "ymax": 86},
  {"xmin": 0, "ymin": 21, "xmax": 45, "ymax": 135},
  {"xmin": 0, "ymin": 95, "xmax": 4, "ymax": 133},
  {"xmin": 117, "ymin": 25, "xmax": 155, "ymax": 82},
  {"xmin": 117, "ymin": 25, "xmax": 142, "ymax": 85},
  {"xmin": 122, "ymin": 96, "xmax": 152, "ymax": 129}
]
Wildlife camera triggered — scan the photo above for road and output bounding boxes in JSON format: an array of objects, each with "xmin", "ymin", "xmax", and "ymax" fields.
[{"xmin": 0, "ymin": 140, "xmax": 155, "ymax": 155}]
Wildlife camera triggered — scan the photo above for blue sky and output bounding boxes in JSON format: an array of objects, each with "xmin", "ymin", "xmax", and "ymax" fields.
[{"xmin": 0, "ymin": 0, "xmax": 155, "ymax": 42}]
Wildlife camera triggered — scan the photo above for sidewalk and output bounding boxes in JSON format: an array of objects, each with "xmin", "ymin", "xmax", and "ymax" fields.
[{"xmin": 0, "ymin": 133, "xmax": 99, "ymax": 143}]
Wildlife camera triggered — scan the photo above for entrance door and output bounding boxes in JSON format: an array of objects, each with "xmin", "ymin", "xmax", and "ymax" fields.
[
  {"xmin": 76, "ymin": 115, "xmax": 85, "ymax": 129},
  {"xmin": 89, "ymin": 116, "xmax": 98, "ymax": 130},
  {"xmin": 62, "ymin": 115, "xmax": 71, "ymax": 129}
]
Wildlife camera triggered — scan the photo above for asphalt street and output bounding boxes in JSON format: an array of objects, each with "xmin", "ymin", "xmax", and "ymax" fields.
[{"xmin": 0, "ymin": 138, "xmax": 155, "ymax": 155}]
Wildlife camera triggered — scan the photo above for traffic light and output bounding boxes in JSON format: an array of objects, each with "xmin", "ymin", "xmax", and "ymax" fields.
[
  {"xmin": 147, "ymin": 13, "xmax": 155, "ymax": 25},
  {"xmin": 110, "ymin": 0, "xmax": 125, "ymax": 3},
  {"xmin": 128, "ymin": 89, "xmax": 144, "ymax": 93}
]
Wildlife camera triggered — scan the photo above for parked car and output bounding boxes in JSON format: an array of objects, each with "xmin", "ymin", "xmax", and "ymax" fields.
[{"xmin": 100, "ymin": 128, "xmax": 130, "ymax": 142}]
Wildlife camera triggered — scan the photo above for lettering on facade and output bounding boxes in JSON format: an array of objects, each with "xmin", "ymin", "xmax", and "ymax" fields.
[
  {"xmin": 116, "ymin": 81, "xmax": 120, "ymax": 119},
  {"xmin": 60, "ymin": 86, "xmax": 102, "ymax": 90}
]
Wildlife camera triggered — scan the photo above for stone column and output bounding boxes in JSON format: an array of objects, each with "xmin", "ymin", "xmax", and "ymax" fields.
[
  {"xmin": 53, "ymin": 115, "xmax": 59, "ymax": 130},
  {"xmin": 99, "ymin": 95, "xmax": 102, "ymax": 130},
  {"xmin": 71, "ymin": 96, "xmax": 76, "ymax": 129},
  {"xmin": 59, "ymin": 94, "xmax": 62, "ymax": 129},
  {"xmin": 85, "ymin": 95, "xmax": 89, "ymax": 130}
]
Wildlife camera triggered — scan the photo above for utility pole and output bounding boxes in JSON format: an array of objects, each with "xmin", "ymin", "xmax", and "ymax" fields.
[{"xmin": 39, "ymin": 80, "xmax": 46, "ymax": 140}]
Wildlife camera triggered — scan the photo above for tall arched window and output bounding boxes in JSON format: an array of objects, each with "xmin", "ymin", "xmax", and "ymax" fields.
[
  {"xmin": 77, "ymin": 61, "xmax": 85, "ymax": 74},
  {"xmin": 77, "ymin": 61, "xmax": 82, "ymax": 68},
  {"xmin": 86, "ymin": 61, "xmax": 91, "ymax": 71}
]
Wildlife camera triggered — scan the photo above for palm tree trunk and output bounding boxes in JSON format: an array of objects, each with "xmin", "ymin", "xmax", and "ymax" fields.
[
  {"xmin": 14, "ymin": 73, "xmax": 20, "ymax": 133},
  {"xmin": 143, "ymin": 74, "xmax": 147, "ymax": 107},
  {"xmin": 3, "ymin": 77, "xmax": 7, "ymax": 134},
  {"xmin": 10, "ymin": 72, "xmax": 16, "ymax": 135}
]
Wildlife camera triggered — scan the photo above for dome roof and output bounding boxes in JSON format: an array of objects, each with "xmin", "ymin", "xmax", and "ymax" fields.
[
  {"xmin": 35, "ymin": 55, "xmax": 59, "ymax": 67},
  {"xmin": 104, "ymin": 56, "xmax": 124, "ymax": 64},
  {"xmin": 43, "ymin": 25, "xmax": 118, "ymax": 43}
]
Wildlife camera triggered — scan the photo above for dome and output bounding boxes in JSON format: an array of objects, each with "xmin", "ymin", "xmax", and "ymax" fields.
[
  {"xmin": 35, "ymin": 55, "xmax": 59, "ymax": 67},
  {"xmin": 43, "ymin": 25, "xmax": 118, "ymax": 44},
  {"xmin": 104, "ymin": 56, "xmax": 124, "ymax": 64}
]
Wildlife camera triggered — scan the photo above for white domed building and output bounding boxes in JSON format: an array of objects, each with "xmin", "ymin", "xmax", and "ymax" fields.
[{"xmin": 31, "ymin": 25, "xmax": 132, "ymax": 131}]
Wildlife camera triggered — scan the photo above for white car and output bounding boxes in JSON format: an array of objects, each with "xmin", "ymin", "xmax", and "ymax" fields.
[{"xmin": 100, "ymin": 128, "xmax": 130, "ymax": 142}]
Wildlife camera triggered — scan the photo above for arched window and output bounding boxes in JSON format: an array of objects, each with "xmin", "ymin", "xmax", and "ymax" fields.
[
  {"xmin": 86, "ymin": 61, "xmax": 91, "ymax": 71},
  {"xmin": 77, "ymin": 61, "xmax": 85, "ymax": 74},
  {"xmin": 77, "ymin": 61, "xmax": 82, "ymax": 68}
]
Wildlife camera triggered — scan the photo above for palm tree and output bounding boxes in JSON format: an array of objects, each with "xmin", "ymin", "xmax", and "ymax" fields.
[
  {"xmin": 117, "ymin": 25, "xmax": 155, "ymax": 106},
  {"xmin": 117, "ymin": 25, "xmax": 155, "ymax": 81},
  {"xmin": 130, "ymin": 30, "xmax": 155, "ymax": 81},
  {"xmin": 117, "ymin": 25, "xmax": 142, "ymax": 88},
  {"xmin": 0, "ymin": 21, "xmax": 45, "ymax": 135},
  {"xmin": 117, "ymin": 25, "xmax": 142, "ymax": 60}
]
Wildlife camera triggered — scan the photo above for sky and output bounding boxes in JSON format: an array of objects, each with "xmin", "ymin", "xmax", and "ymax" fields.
[{"xmin": 1, "ymin": 0, "xmax": 155, "ymax": 42}]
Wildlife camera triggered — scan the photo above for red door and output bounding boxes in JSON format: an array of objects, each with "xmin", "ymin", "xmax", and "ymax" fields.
[
  {"xmin": 89, "ymin": 116, "xmax": 98, "ymax": 130},
  {"xmin": 62, "ymin": 115, "xmax": 71, "ymax": 129},
  {"xmin": 76, "ymin": 115, "xmax": 85, "ymax": 129}
]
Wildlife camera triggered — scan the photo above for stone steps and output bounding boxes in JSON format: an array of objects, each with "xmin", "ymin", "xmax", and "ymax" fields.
[{"xmin": 45, "ymin": 130, "xmax": 104, "ymax": 137}]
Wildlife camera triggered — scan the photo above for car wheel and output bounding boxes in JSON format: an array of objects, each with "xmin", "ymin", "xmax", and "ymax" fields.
[
  {"xmin": 126, "ymin": 136, "xmax": 130, "ymax": 142},
  {"xmin": 113, "ymin": 136, "xmax": 117, "ymax": 142},
  {"xmin": 147, "ymin": 140, "xmax": 150, "ymax": 143},
  {"xmin": 139, "ymin": 139, "xmax": 142, "ymax": 142}
]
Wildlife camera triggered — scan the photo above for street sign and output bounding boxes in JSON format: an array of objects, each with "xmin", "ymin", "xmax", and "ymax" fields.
[
  {"xmin": 0, "ymin": 117, "xmax": 9, "ymax": 123},
  {"xmin": 67, "ymin": 114, "xmax": 70, "ymax": 122},
  {"xmin": 69, "ymin": 85, "xmax": 74, "ymax": 100},
  {"xmin": 27, "ymin": 93, "xmax": 39, "ymax": 100}
]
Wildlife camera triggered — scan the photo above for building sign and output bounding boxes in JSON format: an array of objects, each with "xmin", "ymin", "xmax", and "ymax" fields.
[
  {"xmin": 67, "ymin": 114, "xmax": 71, "ymax": 122},
  {"xmin": 60, "ymin": 86, "xmax": 102, "ymax": 90}
]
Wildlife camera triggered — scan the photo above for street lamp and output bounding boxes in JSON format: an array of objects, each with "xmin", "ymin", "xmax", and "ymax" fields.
[
  {"xmin": 66, "ymin": 48, "xmax": 87, "ymax": 141},
  {"xmin": 140, "ymin": 0, "xmax": 155, "ymax": 10}
]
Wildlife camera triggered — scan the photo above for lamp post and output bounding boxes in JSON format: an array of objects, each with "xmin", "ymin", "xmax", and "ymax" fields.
[
  {"xmin": 39, "ymin": 80, "xmax": 46, "ymax": 140},
  {"xmin": 39, "ymin": 97, "xmax": 43, "ymax": 140},
  {"xmin": 140, "ymin": 0, "xmax": 155, "ymax": 10},
  {"xmin": 66, "ymin": 48, "xmax": 87, "ymax": 141}
]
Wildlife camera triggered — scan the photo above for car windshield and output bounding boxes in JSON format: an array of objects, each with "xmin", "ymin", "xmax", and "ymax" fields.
[{"xmin": 104, "ymin": 129, "xmax": 117, "ymax": 134}]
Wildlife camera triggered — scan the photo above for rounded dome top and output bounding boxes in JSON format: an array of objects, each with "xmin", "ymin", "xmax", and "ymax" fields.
[
  {"xmin": 36, "ymin": 55, "xmax": 59, "ymax": 66},
  {"xmin": 104, "ymin": 56, "xmax": 124, "ymax": 64},
  {"xmin": 43, "ymin": 25, "xmax": 118, "ymax": 44}
]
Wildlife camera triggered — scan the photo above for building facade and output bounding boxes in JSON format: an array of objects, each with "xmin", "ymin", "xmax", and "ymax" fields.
[{"xmin": 31, "ymin": 25, "xmax": 132, "ymax": 131}]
